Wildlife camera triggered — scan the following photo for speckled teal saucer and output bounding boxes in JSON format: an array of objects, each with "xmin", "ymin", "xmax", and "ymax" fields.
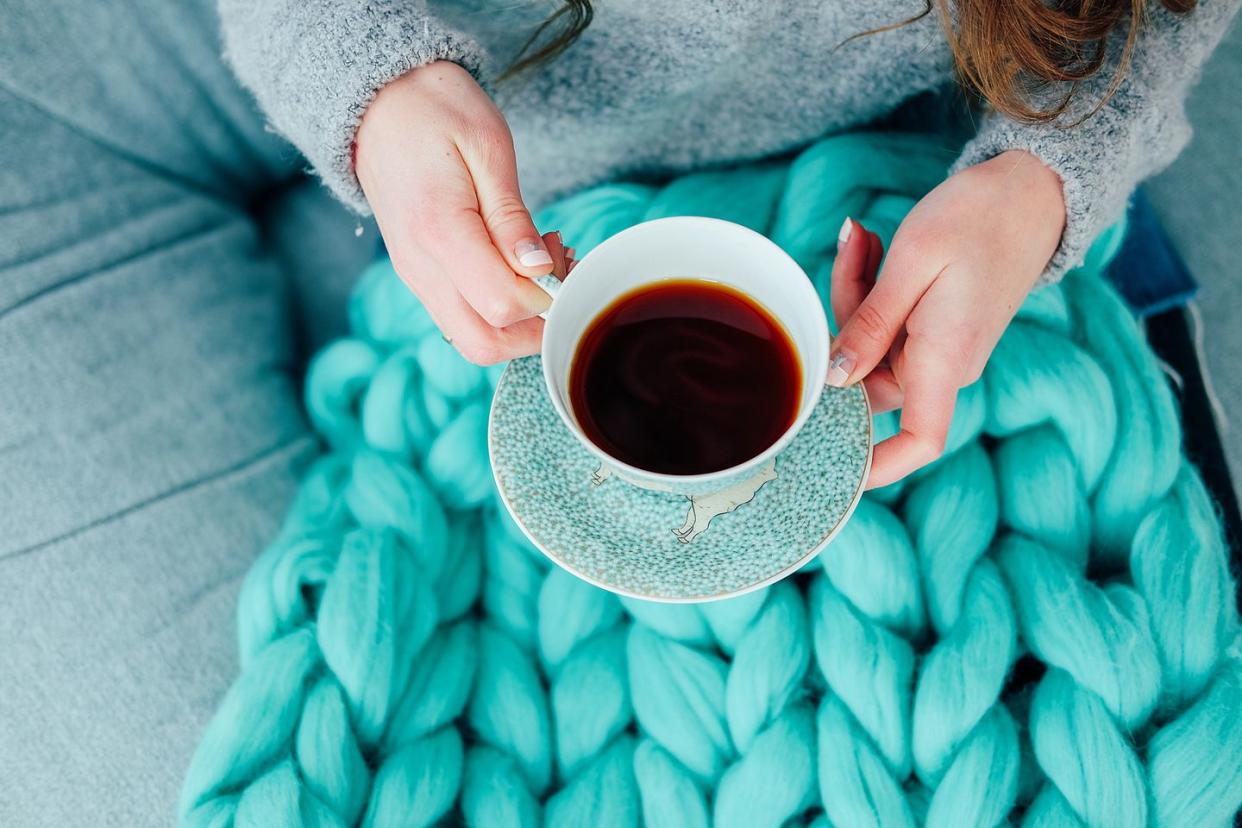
[{"xmin": 488, "ymin": 356, "xmax": 872, "ymax": 602}]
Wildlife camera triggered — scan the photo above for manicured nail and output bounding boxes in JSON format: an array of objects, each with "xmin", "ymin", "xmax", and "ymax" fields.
[
  {"xmin": 515, "ymin": 239, "xmax": 553, "ymax": 268},
  {"xmin": 826, "ymin": 351, "xmax": 855, "ymax": 387},
  {"xmin": 838, "ymin": 217, "xmax": 853, "ymax": 246}
]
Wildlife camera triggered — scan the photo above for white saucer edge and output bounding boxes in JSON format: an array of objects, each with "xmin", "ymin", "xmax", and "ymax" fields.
[{"xmin": 486, "ymin": 362, "xmax": 875, "ymax": 604}]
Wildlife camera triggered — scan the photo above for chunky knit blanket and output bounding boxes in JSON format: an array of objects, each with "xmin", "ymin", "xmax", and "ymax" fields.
[{"xmin": 180, "ymin": 132, "xmax": 1242, "ymax": 827}]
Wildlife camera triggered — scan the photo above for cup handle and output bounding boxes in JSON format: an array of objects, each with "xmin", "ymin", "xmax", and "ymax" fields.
[
  {"xmin": 526, "ymin": 230, "xmax": 572, "ymax": 320},
  {"xmin": 530, "ymin": 273, "xmax": 561, "ymax": 320}
]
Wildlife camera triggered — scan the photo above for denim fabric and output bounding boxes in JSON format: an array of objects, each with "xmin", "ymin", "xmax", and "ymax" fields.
[{"xmin": 1107, "ymin": 190, "xmax": 1200, "ymax": 317}]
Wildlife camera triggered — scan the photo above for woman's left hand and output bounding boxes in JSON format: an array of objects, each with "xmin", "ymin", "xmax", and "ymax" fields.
[{"xmin": 828, "ymin": 150, "xmax": 1066, "ymax": 489}]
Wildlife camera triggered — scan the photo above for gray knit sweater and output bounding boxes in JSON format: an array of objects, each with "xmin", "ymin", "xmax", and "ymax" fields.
[{"xmin": 218, "ymin": 0, "xmax": 1238, "ymax": 281}]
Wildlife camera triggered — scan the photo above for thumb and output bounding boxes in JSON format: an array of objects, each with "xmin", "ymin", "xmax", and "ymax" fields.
[
  {"xmin": 465, "ymin": 134, "xmax": 554, "ymax": 278},
  {"xmin": 826, "ymin": 260, "xmax": 922, "ymax": 388}
]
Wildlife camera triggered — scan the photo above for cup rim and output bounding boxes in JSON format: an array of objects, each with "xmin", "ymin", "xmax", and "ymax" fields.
[{"xmin": 540, "ymin": 216, "xmax": 829, "ymax": 487}]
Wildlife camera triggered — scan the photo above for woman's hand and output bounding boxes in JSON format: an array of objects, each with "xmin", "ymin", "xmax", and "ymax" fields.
[
  {"xmin": 356, "ymin": 61, "xmax": 557, "ymax": 365},
  {"xmin": 829, "ymin": 150, "xmax": 1066, "ymax": 489}
]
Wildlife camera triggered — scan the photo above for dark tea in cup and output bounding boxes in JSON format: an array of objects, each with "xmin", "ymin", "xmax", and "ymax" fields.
[{"xmin": 568, "ymin": 279, "xmax": 802, "ymax": 475}]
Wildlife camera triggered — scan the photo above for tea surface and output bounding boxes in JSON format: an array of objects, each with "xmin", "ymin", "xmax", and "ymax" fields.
[{"xmin": 569, "ymin": 279, "xmax": 801, "ymax": 475}]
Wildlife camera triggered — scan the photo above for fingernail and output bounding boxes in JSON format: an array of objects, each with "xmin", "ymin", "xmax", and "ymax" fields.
[
  {"xmin": 838, "ymin": 217, "xmax": 853, "ymax": 246},
  {"xmin": 516, "ymin": 239, "xmax": 553, "ymax": 268},
  {"xmin": 826, "ymin": 351, "xmax": 855, "ymax": 387}
]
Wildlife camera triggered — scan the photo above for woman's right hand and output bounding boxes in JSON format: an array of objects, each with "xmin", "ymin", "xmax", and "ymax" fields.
[{"xmin": 356, "ymin": 60, "xmax": 560, "ymax": 365}]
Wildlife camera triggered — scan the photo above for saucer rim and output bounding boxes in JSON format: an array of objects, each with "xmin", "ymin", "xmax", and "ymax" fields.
[{"xmin": 487, "ymin": 357, "xmax": 874, "ymax": 603}]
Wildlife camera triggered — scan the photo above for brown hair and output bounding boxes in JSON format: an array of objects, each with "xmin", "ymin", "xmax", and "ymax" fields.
[
  {"xmin": 503, "ymin": 0, "xmax": 1196, "ymax": 123},
  {"xmin": 498, "ymin": 0, "xmax": 593, "ymax": 82},
  {"xmin": 882, "ymin": 0, "xmax": 1197, "ymax": 122}
]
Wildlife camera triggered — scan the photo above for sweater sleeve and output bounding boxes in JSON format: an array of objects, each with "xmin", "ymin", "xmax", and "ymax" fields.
[
  {"xmin": 953, "ymin": 0, "xmax": 1240, "ymax": 284},
  {"xmin": 218, "ymin": 0, "xmax": 484, "ymax": 213}
]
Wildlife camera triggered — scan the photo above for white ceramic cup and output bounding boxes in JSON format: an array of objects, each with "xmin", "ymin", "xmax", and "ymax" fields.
[{"xmin": 533, "ymin": 216, "xmax": 830, "ymax": 496}]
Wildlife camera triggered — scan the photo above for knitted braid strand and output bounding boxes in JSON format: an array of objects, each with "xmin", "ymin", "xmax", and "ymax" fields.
[{"xmin": 181, "ymin": 131, "xmax": 1241, "ymax": 827}]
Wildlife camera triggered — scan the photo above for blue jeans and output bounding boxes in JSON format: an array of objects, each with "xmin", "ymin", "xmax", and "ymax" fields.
[{"xmin": 0, "ymin": 2, "xmax": 375, "ymax": 823}]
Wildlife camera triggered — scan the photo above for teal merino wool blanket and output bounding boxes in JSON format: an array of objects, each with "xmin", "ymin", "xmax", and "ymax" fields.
[{"xmin": 180, "ymin": 132, "xmax": 1242, "ymax": 826}]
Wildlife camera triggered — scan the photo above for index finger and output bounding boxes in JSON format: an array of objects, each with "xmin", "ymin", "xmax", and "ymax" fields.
[{"xmin": 866, "ymin": 335, "xmax": 959, "ymax": 489}]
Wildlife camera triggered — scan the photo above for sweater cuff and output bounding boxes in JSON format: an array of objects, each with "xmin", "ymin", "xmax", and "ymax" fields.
[
  {"xmin": 946, "ymin": 0, "xmax": 1227, "ymax": 287},
  {"xmin": 220, "ymin": 1, "xmax": 483, "ymax": 214}
]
